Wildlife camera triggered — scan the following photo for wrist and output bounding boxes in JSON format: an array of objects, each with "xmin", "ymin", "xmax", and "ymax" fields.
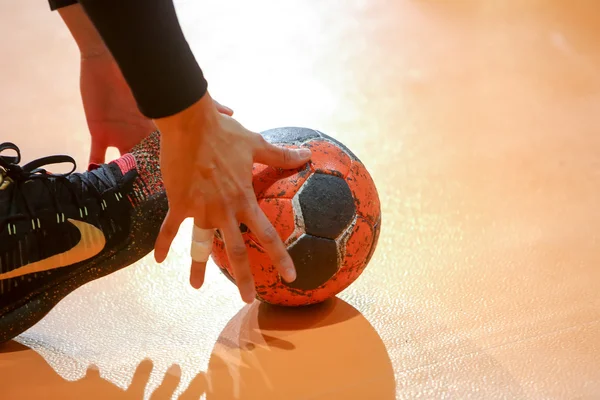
[{"xmin": 154, "ymin": 92, "xmax": 217, "ymax": 136}]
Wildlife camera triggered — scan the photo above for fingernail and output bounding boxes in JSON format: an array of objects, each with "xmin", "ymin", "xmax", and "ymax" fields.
[
  {"xmin": 298, "ymin": 148, "xmax": 311, "ymax": 158},
  {"xmin": 287, "ymin": 270, "xmax": 297, "ymax": 283},
  {"xmin": 243, "ymin": 288, "xmax": 256, "ymax": 304},
  {"xmin": 284, "ymin": 265, "xmax": 297, "ymax": 282},
  {"xmin": 190, "ymin": 275, "xmax": 204, "ymax": 289}
]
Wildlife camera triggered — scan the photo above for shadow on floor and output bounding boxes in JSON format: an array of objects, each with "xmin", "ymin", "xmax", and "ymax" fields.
[
  {"xmin": 0, "ymin": 297, "xmax": 395, "ymax": 399},
  {"xmin": 204, "ymin": 297, "xmax": 396, "ymax": 399}
]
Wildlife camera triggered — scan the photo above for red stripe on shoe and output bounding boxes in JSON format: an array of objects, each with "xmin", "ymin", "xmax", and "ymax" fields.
[{"xmin": 114, "ymin": 153, "xmax": 137, "ymax": 174}]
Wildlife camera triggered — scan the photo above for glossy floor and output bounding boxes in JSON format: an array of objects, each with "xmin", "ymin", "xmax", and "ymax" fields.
[{"xmin": 2, "ymin": 0, "xmax": 600, "ymax": 399}]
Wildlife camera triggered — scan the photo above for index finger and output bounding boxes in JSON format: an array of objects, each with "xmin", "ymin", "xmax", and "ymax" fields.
[{"xmin": 154, "ymin": 208, "xmax": 186, "ymax": 263}]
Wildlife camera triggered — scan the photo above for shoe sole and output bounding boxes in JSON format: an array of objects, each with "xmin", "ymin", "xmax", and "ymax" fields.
[{"xmin": 0, "ymin": 192, "xmax": 168, "ymax": 343}]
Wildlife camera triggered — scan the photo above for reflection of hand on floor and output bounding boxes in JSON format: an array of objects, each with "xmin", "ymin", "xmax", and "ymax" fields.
[
  {"xmin": 81, "ymin": 359, "xmax": 207, "ymax": 400},
  {"xmin": 0, "ymin": 342, "xmax": 206, "ymax": 400}
]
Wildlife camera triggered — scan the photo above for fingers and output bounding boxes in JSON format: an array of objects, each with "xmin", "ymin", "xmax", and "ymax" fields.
[
  {"xmin": 244, "ymin": 204, "xmax": 296, "ymax": 283},
  {"xmin": 253, "ymin": 136, "xmax": 312, "ymax": 169},
  {"xmin": 189, "ymin": 222, "xmax": 212, "ymax": 289},
  {"xmin": 88, "ymin": 137, "xmax": 107, "ymax": 165},
  {"xmin": 189, "ymin": 260, "xmax": 208, "ymax": 289},
  {"xmin": 221, "ymin": 219, "xmax": 256, "ymax": 303},
  {"xmin": 154, "ymin": 209, "xmax": 184, "ymax": 263}
]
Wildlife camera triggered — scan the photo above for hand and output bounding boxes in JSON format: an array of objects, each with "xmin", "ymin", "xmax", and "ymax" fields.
[
  {"xmin": 152, "ymin": 92, "xmax": 311, "ymax": 303},
  {"xmin": 79, "ymin": 53, "xmax": 233, "ymax": 165}
]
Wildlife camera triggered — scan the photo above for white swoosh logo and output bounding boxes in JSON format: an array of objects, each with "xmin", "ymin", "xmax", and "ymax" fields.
[{"xmin": 0, "ymin": 219, "xmax": 106, "ymax": 280}]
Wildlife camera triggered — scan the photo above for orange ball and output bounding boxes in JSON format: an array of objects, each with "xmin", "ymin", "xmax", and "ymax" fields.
[{"xmin": 211, "ymin": 127, "xmax": 381, "ymax": 306}]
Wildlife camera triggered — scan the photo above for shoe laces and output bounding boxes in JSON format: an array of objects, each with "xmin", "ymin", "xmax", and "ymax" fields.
[{"xmin": 0, "ymin": 142, "xmax": 121, "ymax": 232}]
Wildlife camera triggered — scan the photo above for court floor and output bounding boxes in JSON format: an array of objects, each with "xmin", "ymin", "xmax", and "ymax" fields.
[{"xmin": 1, "ymin": 0, "xmax": 600, "ymax": 399}]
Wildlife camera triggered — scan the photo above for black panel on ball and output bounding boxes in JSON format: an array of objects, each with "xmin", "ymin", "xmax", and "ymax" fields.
[
  {"xmin": 260, "ymin": 127, "xmax": 321, "ymax": 145},
  {"xmin": 298, "ymin": 173, "xmax": 356, "ymax": 239},
  {"xmin": 259, "ymin": 126, "xmax": 361, "ymax": 163},
  {"xmin": 284, "ymin": 234, "xmax": 339, "ymax": 290},
  {"xmin": 314, "ymin": 130, "xmax": 360, "ymax": 162}
]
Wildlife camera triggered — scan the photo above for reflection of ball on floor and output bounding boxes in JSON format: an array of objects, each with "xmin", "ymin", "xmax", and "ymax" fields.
[{"xmin": 212, "ymin": 127, "xmax": 381, "ymax": 306}]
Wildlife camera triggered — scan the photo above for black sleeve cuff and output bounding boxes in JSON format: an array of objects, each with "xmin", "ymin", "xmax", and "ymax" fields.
[
  {"xmin": 78, "ymin": 0, "xmax": 208, "ymax": 119},
  {"xmin": 48, "ymin": 0, "xmax": 78, "ymax": 11}
]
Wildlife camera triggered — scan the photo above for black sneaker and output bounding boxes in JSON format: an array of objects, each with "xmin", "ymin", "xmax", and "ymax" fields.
[{"xmin": 0, "ymin": 131, "xmax": 167, "ymax": 343}]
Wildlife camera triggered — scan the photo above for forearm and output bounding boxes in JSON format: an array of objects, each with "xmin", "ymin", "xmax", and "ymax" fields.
[
  {"xmin": 77, "ymin": 0, "xmax": 208, "ymax": 119},
  {"xmin": 57, "ymin": 4, "xmax": 108, "ymax": 59}
]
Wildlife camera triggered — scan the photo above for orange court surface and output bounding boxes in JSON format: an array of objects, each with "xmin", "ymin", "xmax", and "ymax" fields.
[{"xmin": 1, "ymin": 0, "xmax": 600, "ymax": 399}]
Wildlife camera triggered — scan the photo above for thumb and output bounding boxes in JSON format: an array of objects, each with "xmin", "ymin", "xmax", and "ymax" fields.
[
  {"xmin": 254, "ymin": 140, "xmax": 312, "ymax": 169},
  {"xmin": 213, "ymin": 99, "xmax": 234, "ymax": 116},
  {"xmin": 89, "ymin": 137, "xmax": 107, "ymax": 165}
]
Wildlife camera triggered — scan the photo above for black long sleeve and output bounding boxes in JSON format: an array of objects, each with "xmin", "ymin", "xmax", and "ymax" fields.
[{"xmin": 76, "ymin": 0, "xmax": 208, "ymax": 119}]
